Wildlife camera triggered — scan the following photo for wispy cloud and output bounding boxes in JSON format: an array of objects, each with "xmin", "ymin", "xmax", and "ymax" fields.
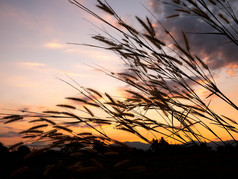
[
  {"xmin": 44, "ymin": 42, "xmax": 66, "ymax": 49},
  {"xmin": 65, "ymin": 46, "xmax": 123, "ymax": 72},
  {"xmin": 19, "ymin": 62, "xmax": 47, "ymax": 67},
  {"xmin": 0, "ymin": 131, "xmax": 21, "ymax": 138},
  {"xmin": 15, "ymin": 61, "xmax": 94, "ymax": 80}
]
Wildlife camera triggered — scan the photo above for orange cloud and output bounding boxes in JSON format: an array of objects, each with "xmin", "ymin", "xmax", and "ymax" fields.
[
  {"xmin": 44, "ymin": 42, "xmax": 66, "ymax": 49},
  {"xmin": 226, "ymin": 70, "xmax": 236, "ymax": 76},
  {"xmin": 226, "ymin": 64, "xmax": 238, "ymax": 69},
  {"xmin": 19, "ymin": 62, "xmax": 47, "ymax": 67},
  {"xmin": 226, "ymin": 64, "xmax": 238, "ymax": 76}
]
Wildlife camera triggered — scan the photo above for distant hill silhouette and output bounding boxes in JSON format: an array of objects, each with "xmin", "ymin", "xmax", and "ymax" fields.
[
  {"xmin": 124, "ymin": 141, "xmax": 150, "ymax": 151},
  {"xmin": 124, "ymin": 140, "xmax": 237, "ymax": 151}
]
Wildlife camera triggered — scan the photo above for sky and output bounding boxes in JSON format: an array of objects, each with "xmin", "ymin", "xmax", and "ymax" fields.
[{"xmin": 0, "ymin": 0, "xmax": 238, "ymax": 145}]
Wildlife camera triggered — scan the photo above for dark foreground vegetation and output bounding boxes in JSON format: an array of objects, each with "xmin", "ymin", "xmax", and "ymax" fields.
[
  {"xmin": 1, "ymin": 0, "xmax": 238, "ymax": 178},
  {"xmin": 1, "ymin": 139, "xmax": 238, "ymax": 179}
]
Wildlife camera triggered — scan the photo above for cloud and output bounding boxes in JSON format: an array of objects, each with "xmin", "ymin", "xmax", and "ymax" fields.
[
  {"xmin": 16, "ymin": 61, "xmax": 85, "ymax": 76},
  {"xmin": 27, "ymin": 141, "xmax": 48, "ymax": 148},
  {"xmin": 149, "ymin": 0, "xmax": 238, "ymax": 75},
  {"xmin": 19, "ymin": 62, "xmax": 47, "ymax": 67},
  {"xmin": 65, "ymin": 46, "xmax": 123, "ymax": 72},
  {"xmin": 225, "ymin": 64, "xmax": 238, "ymax": 77},
  {"xmin": 0, "ymin": 131, "xmax": 21, "ymax": 138},
  {"xmin": 65, "ymin": 46, "xmax": 116, "ymax": 61},
  {"xmin": 44, "ymin": 42, "xmax": 66, "ymax": 49},
  {"xmin": 16, "ymin": 61, "xmax": 53, "ymax": 72}
]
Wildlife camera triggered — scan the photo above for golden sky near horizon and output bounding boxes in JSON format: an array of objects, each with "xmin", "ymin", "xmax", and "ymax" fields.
[{"xmin": 0, "ymin": 0, "xmax": 238, "ymax": 145}]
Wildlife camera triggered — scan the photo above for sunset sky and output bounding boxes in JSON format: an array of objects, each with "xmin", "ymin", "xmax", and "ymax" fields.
[{"xmin": 0, "ymin": 0, "xmax": 238, "ymax": 145}]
